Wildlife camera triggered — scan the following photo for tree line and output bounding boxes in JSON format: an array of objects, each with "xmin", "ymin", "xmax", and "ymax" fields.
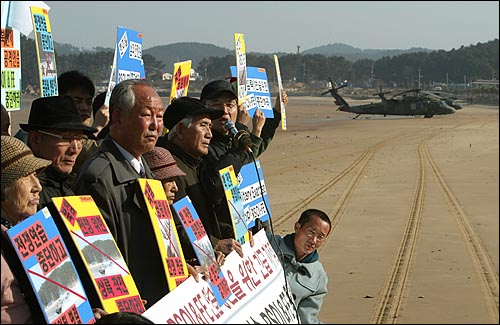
[{"xmin": 20, "ymin": 36, "xmax": 498, "ymax": 94}]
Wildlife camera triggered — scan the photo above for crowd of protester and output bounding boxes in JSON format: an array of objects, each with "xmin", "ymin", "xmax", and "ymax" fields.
[{"xmin": 1, "ymin": 71, "xmax": 333, "ymax": 324}]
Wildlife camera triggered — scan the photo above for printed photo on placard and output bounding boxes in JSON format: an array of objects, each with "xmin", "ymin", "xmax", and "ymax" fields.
[
  {"xmin": 138, "ymin": 179, "xmax": 190, "ymax": 290},
  {"xmin": 6, "ymin": 207, "xmax": 95, "ymax": 324},
  {"xmin": 219, "ymin": 165, "xmax": 249, "ymax": 244},
  {"xmin": 51, "ymin": 196, "xmax": 145, "ymax": 314},
  {"xmin": 172, "ymin": 196, "xmax": 232, "ymax": 307}
]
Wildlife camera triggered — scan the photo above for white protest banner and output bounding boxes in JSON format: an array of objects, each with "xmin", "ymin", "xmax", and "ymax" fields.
[{"xmin": 143, "ymin": 230, "xmax": 299, "ymax": 324}]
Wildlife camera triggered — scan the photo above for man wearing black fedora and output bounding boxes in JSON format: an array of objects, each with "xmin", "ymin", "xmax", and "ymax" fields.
[{"xmin": 20, "ymin": 95, "xmax": 97, "ymax": 209}]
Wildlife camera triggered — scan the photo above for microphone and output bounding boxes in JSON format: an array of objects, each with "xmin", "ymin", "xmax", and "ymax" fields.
[
  {"xmin": 223, "ymin": 120, "xmax": 252, "ymax": 153},
  {"xmin": 223, "ymin": 120, "xmax": 239, "ymax": 137}
]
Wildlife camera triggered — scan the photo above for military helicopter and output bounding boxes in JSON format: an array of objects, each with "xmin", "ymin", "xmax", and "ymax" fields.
[
  {"xmin": 422, "ymin": 90, "xmax": 463, "ymax": 110},
  {"xmin": 322, "ymin": 78, "xmax": 456, "ymax": 119}
]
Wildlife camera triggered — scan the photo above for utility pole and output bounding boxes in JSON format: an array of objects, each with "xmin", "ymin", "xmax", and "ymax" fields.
[
  {"xmin": 370, "ymin": 61, "xmax": 375, "ymax": 87},
  {"xmin": 297, "ymin": 45, "xmax": 300, "ymax": 55},
  {"xmin": 418, "ymin": 68, "xmax": 423, "ymax": 89}
]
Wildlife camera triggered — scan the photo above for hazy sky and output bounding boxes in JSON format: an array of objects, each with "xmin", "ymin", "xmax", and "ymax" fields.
[{"xmin": 42, "ymin": 1, "xmax": 499, "ymax": 53}]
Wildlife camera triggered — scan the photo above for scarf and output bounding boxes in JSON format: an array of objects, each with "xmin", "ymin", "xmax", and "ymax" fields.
[{"xmin": 283, "ymin": 233, "xmax": 319, "ymax": 263}]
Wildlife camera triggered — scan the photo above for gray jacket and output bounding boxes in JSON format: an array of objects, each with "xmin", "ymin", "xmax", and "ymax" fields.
[
  {"xmin": 74, "ymin": 136, "xmax": 169, "ymax": 308},
  {"xmin": 267, "ymin": 233, "xmax": 328, "ymax": 324}
]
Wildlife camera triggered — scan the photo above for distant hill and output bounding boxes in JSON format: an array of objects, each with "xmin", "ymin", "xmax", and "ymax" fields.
[
  {"xmin": 302, "ymin": 43, "xmax": 433, "ymax": 61},
  {"xmin": 144, "ymin": 42, "xmax": 232, "ymax": 70},
  {"xmin": 54, "ymin": 41, "xmax": 113, "ymax": 55},
  {"xmin": 54, "ymin": 40, "xmax": 434, "ymax": 69}
]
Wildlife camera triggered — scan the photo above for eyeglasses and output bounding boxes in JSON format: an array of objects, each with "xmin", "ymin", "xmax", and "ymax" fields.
[
  {"xmin": 37, "ymin": 130, "xmax": 88, "ymax": 145},
  {"xmin": 304, "ymin": 227, "xmax": 326, "ymax": 243},
  {"xmin": 207, "ymin": 100, "xmax": 237, "ymax": 111}
]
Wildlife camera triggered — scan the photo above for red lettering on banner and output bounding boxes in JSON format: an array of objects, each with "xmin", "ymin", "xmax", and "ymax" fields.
[
  {"xmin": 60, "ymin": 198, "xmax": 77, "ymax": 226},
  {"xmin": 96, "ymin": 274, "xmax": 129, "ymax": 299},
  {"xmin": 238, "ymin": 258, "xmax": 260, "ymax": 292},
  {"xmin": 166, "ymin": 256, "xmax": 185, "ymax": 277},
  {"xmin": 154, "ymin": 199, "xmax": 170, "ymax": 219},
  {"xmin": 225, "ymin": 269, "xmax": 246, "ymax": 303},
  {"xmin": 144, "ymin": 182, "xmax": 155, "ymax": 206},
  {"xmin": 36, "ymin": 236, "xmax": 68, "ymax": 275},
  {"xmin": 253, "ymin": 248, "xmax": 273, "ymax": 279},
  {"xmin": 115, "ymin": 295, "xmax": 145, "ymax": 314},
  {"xmin": 53, "ymin": 304, "xmax": 82, "ymax": 324},
  {"xmin": 190, "ymin": 219, "xmax": 206, "ymax": 240},
  {"xmin": 178, "ymin": 207, "xmax": 195, "ymax": 227},
  {"xmin": 13, "ymin": 221, "xmax": 49, "ymax": 259},
  {"xmin": 77, "ymin": 216, "xmax": 108, "ymax": 236}
]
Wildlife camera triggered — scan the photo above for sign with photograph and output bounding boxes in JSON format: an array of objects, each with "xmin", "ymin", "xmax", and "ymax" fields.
[
  {"xmin": 30, "ymin": 5, "xmax": 58, "ymax": 97},
  {"xmin": 219, "ymin": 165, "xmax": 249, "ymax": 244},
  {"xmin": 51, "ymin": 196, "xmax": 145, "ymax": 314},
  {"xmin": 172, "ymin": 196, "xmax": 231, "ymax": 307},
  {"xmin": 138, "ymin": 179, "xmax": 190, "ymax": 291},
  {"xmin": 6, "ymin": 207, "xmax": 95, "ymax": 324},
  {"xmin": 233, "ymin": 33, "xmax": 247, "ymax": 106}
]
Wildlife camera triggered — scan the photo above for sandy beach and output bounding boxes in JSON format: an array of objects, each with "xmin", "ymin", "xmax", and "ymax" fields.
[{"xmin": 9, "ymin": 95, "xmax": 499, "ymax": 324}]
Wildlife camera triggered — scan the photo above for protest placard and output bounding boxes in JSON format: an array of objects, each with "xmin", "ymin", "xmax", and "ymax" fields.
[
  {"xmin": 30, "ymin": 5, "xmax": 57, "ymax": 97},
  {"xmin": 50, "ymin": 196, "xmax": 145, "ymax": 314},
  {"xmin": 238, "ymin": 160, "xmax": 272, "ymax": 229},
  {"xmin": 219, "ymin": 165, "xmax": 250, "ymax": 244},
  {"xmin": 5, "ymin": 207, "xmax": 95, "ymax": 324},
  {"xmin": 138, "ymin": 179, "xmax": 190, "ymax": 291},
  {"xmin": 230, "ymin": 66, "xmax": 273, "ymax": 118},
  {"xmin": 172, "ymin": 196, "xmax": 232, "ymax": 307},
  {"xmin": 1, "ymin": 27, "xmax": 22, "ymax": 110}
]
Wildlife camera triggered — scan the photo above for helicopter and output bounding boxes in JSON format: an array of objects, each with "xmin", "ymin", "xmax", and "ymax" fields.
[
  {"xmin": 322, "ymin": 78, "xmax": 457, "ymax": 119},
  {"xmin": 417, "ymin": 89, "xmax": 463, "ymax": 110},
  {"xmin": 391, "ymin": 88, "xmax": 463, "ymax": 110}
]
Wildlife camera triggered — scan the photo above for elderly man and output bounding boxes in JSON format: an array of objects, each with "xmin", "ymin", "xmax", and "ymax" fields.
[
  {"xmin": 20, "ymin": 96, "xmax": 97, "ymax": 209},
  {"xmin": 74, "ymin": 79, "xmax": 166, "ymax": 308},
  {"xmin": 158, "ymin": 96, "xmax": 248, "ymax": 260}
]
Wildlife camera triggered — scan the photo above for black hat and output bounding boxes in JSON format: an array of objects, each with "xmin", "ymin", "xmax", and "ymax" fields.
[
  {"xmin": 20, "ymin": 96, "xmax": 97, "ymax": 136},
  {"xmin": 163, "ymin": 97, "xmax": 224, "ymax": 130},
  {"xmin": 200, "ymin": 80, "xmax": 237, "ymax": 102}
]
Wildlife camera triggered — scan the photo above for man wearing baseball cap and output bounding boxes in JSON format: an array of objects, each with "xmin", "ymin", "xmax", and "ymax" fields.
[{"xmin": 199, "ymin": 79, "xmax": 288, "ymax": 236}]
